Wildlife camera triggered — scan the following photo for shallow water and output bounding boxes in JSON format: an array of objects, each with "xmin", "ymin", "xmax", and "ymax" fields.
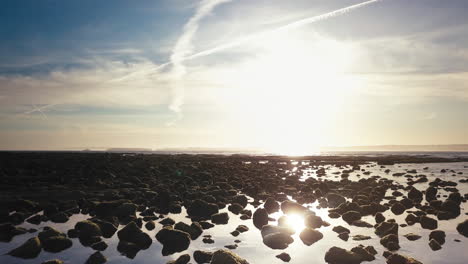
[{"xmin": 1, "ymin": 161, "xmax": 467, "ymax": 264}]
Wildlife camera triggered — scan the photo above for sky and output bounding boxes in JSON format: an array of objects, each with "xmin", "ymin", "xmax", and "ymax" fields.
[{"xmin": 1, "ymin": 0, "xmax": 468, "ymax": 153}]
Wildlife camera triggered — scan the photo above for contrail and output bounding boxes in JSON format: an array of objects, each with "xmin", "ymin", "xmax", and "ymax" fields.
[
  {"xmin": 185, "ymin": 0, "xmax": 382, "ymax": 61},
  {"xmin": 112, "ymin": 0, "xmax": 382, "ymax": 84}
]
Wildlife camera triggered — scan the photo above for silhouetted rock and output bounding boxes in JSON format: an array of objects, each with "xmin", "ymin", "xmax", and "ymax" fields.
[{"xmin": 8, "ymin": 237, "xmax": 42, "ymax": 259}]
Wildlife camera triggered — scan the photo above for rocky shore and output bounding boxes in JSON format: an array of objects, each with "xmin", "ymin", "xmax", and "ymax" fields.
[{"xmin": 0, "ymin": 152, "xmax": 467, "ymax": 263}]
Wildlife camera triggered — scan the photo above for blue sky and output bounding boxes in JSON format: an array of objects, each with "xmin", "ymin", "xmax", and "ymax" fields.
[{"xmin": 1, "ymin": 0, "xmax": 468, "ymax": 151}]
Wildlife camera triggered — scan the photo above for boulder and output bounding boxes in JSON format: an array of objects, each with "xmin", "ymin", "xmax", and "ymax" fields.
[
  {"xmin": 174, "ymin": 222, "xmax": 203, "ymax": 240},
  {"xmin": 324, "ymin": 246, "xmax": 362, "ymax": 264},
  {"xmin": 385, "ymin": 253, "xmax": 422, "ymax": 264},
  {"xmin": 456, "ymin": 219, "xmax": 468, "ymax": 237},
  {"xmin": 193, "ymin": 250, "xmax": 213, "ymax": 263},
  {"xmin": 342, "ymin": 211, "xmax": 361, "ymax": 224},
  {"xmin": 252, "ymin": 208, "xmax": 269, "ymax": 229},
  {"xmin": 85, "ymin": 251, "xmax": 107, "ymax": 264},
  {"xmin": 156, "ymin": 227, "xmax": 191, "ymax": 255},
  {"xmin": 403, "ymin": 233, "xmax": 421, "ymax": 241},
  {"xmin": 211, "ymin": 249, "xmax": 249, "ymax": 264},
  {"xmin": 264, "ymin": 198, "xmax": 280, "ymax": 214},
  {"xmin": 391, "ymin": 202, "xmax": 405, "ymax": 215},
  {"xmin": 305, "ymin": 214, "xmax": 323, "ymax": 229},
  {"xmin": 419, "ymin": 216, "xmax": 438, "ymax": 230},
  {"xmin": 327, "ymin": 193, "xmax": 346, "ymax": 208},
  {"xmin": 299, "ymin": 228, "xmax": 323, "ymax": 245},
  {"xmin": 211, "ymin": 212, "xmax": 229, "ymax": 225},
  {"xmin": 8, "ymin": 237, "xmax": 42, "ymax": 259},
  {"xmin": 428, "ymin": 239, "xmax": 441, "ymax": 251},
  {"xmin": 276, "ymin": 252, "xmax": 291, "ymax": 262},
  {"xmin": 75, "ymin": 220, "xmax": 102, "ymax": 239},
  {"xmin": 167, "ymin": 254, "xmax": 190, "ymax": 264},
  {"xmin": 186, "ymin": 199, "xmax": 219, "ymax": 218},
  {"xmin": 280, "ymin": 200, "xmax": 308, "ymax": 215},
  {"xmin": 117, "ymin": 222, "xmax": 152, "ymax": 249},
  {"xmin": 429, "ymin": 230, "xmax": 445, "ymax": 244},
  {"xmin": 381, "ymin": 234, "xmax": 399, "ymax": 251},
  {"xmin": 42, "ymin": 260, "xmax": 64, "ymax": 264}
]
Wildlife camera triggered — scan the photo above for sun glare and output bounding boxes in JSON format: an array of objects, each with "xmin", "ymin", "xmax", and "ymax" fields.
[
  {"xmin": 216, "ymin": 33, "xmax": 360, "ymax": 155},
  {"xmin": 283, "ymin": 214, "xmax": 306, "ymax": 233}
]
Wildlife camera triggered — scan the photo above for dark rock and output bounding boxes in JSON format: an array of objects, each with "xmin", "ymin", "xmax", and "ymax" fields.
[
  {"xmin": 327, "ymin": 193, "xmax": 346, "ymax": 208},
  {"xmin": 408, "ymin": 187, "xmax": 423, "ymax": 202},
  {"xmin": 429, "ymin": 230, "xmax": 445, "ymax": 244},
  {"xmin": 352, "ymin": 235, "xmax": 371, "ymax": 241},
  {"xmin": 386, "ymin": 253, "xmax": 422, "ymax": 264},
  {"xmin": 42, "ymin": 260, "xmax": 64, "ymax": 264},
  {"xmin": 299, "ymin": 228, "xmax": 323, "ymax": 245},
  {"xmin": 428, "ymin": 239, "xmax": 442, "ymax": 251},
  {"xmin": 375, "ymin": 212, "xmax": 386, "ymax": 224},
  {"xmin": 86, "ymin": 251, "xmax": 107, "ymax": 264},
  {"xmin": 75, "ymin": 220, "xmax": 102, "ymax": 239},
  {"xmin": 375, "ymin": 221, "xmax": 398, "ymax": 237},
  {"xmin": 391, "ymin": 202, "xmax": 405, "ymax": 215},
  {"xmin": 8, "ymin": 237, "xmax": 42, "ymax": 259},
  {"xmin": 403, "ymin": 233, "xmax": 421, "ymax": 241},
  {"xmin": 456, "ymin": 219, "xmax": 468, "ymax": 237},
  {"xmin": 342, "ymin": 211, "xmax": 361, "ymax": 224},
  {"xmin": 194, "ymin": 250, "xmax": 213, "ymax": 263},
  {"xmin": 276, "ymin": 252, "xmax": 291, "ymax": 262},
  {"xmin": 0, "ymin": 223, "xmax": 27, "ymax": 242},
  {"xmin": 186, "ymin": 199, "xmax": 219, "ymax": 218},
  {"xmin": 261, "ymin": 225, "xmax": 294, "ymax": 249},
  {"xmin": 211, "ymin": 249, "xmax": 249, "ymax": 264},
  {"xmin": 419, "ymin": 216, "xmax": 438, "ymax": 230},
  {"xmin": 91, "ymin": 241, "xmax": 108, "ymax": 251},
  {"xmin": 332, "ymin": 225, "xmax": 350, "ymax": 234},
  {"xmin": 228, "ymin": 203, "xmax": 243, "ymax": 214},
  {"xmin": 38, "ymin": 227, "xmax": 72, "ymax": 253},
  {"xmin": 174, "ymin": 221, "xmax": 203, "ymax": 240},
  {"xmin": 145, "ymin": 220, "xmax": 155, "ymax": 230},
  {"xmin": 167, "ymin": 254, "xmax": 190, "ymax": 264},
  {"xmin": 264, "ymin": 198, "xmax": 280, "ymax": 214},
  {"xmin": 351, "ymin": 245, "xmax": 376, "ymax": 261},
  {"xmin": 199, "ymin": 221, "xmax": 215, "ymax": 229},
  {"xmin": 305, "ymin": 214, "xmax": 323, "ymax": 228},
  {"xmin": 252, "ymin": 208, "xmax": 269, "ymax": 229},
  {"xmin": 324, "ymin": 246, "xmax": 362, "ymax": 264},
  {"xmin": 236, "ymin": 225, "xmax": 249, "ymax": 233},
  {"xmin": 117, "ymin": 241, "xmax": 140, "ymax": 259},
  {"xmin": 160, "ymin": 217, "xmax": 176, "ymax": 226},
  {"xmin": 338, "ymin": 232, "xmax": 349, "ymax": 241},
  {"xmin": 93, "ymin": 219, "xmax": 117, "ymax": 238},
  {"xmin": 50, "ymin": 212, "xmax": 69, "ymax": 223},
  {"xmin": 280, "ymin": 200, "xmax": 308, "ymax": 215},
  {"xmin": 117, "ymin": 222, "xmax": 152, "ymax": 249},
  {"xmin": 156, "ymin": 227, "xmax": 191, "ymax": 255},
  {"xmin": 211, "ymin": 212, "xmax": 229, "ymax": 224},
  {"xmin": 425, "ymin": 187, "xmax": 437, "ymax": 202},
  {"xmin": 381, "ymin": 234, "xmax": 399, "ymax": 251}
]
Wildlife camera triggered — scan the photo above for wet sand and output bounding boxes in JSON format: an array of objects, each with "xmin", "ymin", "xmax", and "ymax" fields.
[{"xmin": 0, "ymin": 152, "xmax": 467, "ymax": 264}]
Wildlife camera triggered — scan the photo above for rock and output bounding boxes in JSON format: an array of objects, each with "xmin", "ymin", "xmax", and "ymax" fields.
[
  {"xmin": 419, "ymin": 216, "xmax": 438, "ymax": 230},
  {"xmin": 403, "ymin": 233, "xmax": 421, "ymax": 241},
  {"xmin": 375, "ymin": 212, "xmax": 386, "ymax": 224},
  {"xmin": 425, "ymin": 187, "xmax": 437, "ymax": 202},
  {"xmin": 280, "ymin": 200, "xmax": 308, "ymax": 215},
  {"xmin": 305, "ymin": 214, "xmax": 323, "ymax": 228},
  {"xmin": 211, "ymin": 249, "xmax": 249, "ymax": 264},
  {"xmin": 194, "ymin": 250, "xmax": 213, "ymax": 263},
  {"xmin": 75, "ymin": 220, "xmax": 102, "ymax": 239},
  {"xmin": 50, "ymin": 212, "xmax": 69, "ymax": 223},
  {"xmin": 353, "ymin": 235, "xmax": 371, "ymax": 241},
  {"xmin": 332, "ymin": 225, "xmax": 350, "ymax": 234},
  {"xmin": 338, "ymin": 232, "xmax": 349, "ymax": 241},
  {"xmin": 381, "ymin": 234, "xmax": 399, "ymax": 251},
  {"xmin": 375, "ymin": 221, "xmax": 398, "ymax": 237},
  {"xmin": 429, "ymin": 230, "xmax": 445, "ymax": 244},
  {"xmin": 327, "ymin": 193, "xmax": 346, "ymax": 208},
  {"xmin": 342, "ymin": 211, "xmax": 361, "ymax": 224},
  {"xmin": 252, "ymin": 208, "xmax": 269, "ymax": 229},
  {"xmin": 264, "ymin": 198, "xmax": 280, "ymax": 214},
  {"xmin": 199, "ymin": 221, "xmax": 215, "ymax": 229},
  {"xmin": 391, "ymin": 202, "xmax": 405, "ymax": 215},
  {"xmin": 324, "ymin": 246, "xmax": 362, "ymax": 264},
  {"xmin": 456, "ymin": 219, "xmax": 468, "ymax": 237},
  {"xmin": 117, "ymin": 241, "xmax": 140, "ymax": 259},
  {"xmin": 352, "ymin": 220, "xmax": 373, "ymax": 228},
  {"xmin": 429, "ymin": 239, "xmax": 442, "ymax": 251},
  {"xmin": 276, "ymin": 252, "xmax": 291, "ymax": 262},
  {"xmin": 117, "ymin": 222, "xmax": 152, "ymax": 249},
  {"xmin": 0, "ymin": 223, "xmax": 28, "ymax": 242},
  {"xmin": 187, "ymin": 199, "xmax": 219, "ymax": 218},
  {"xmin": 299, "ymin": 228, "xmax": 323, "ymax": 245},
  {"xmin": 236, "ymin": 225, "xmax": 249, "ymax": 233},
  {"xmin": 160, "ymin": 217, "xmax": 176, "ymax": 226},
  {"xmin": 8, "ymin": 237, "xmax": 42, "ymax": 259},
  {"xmin": 228, "ymin": 203, "xmax": 243, "ymax": 214},
  {"xmin": 385, "ymin": 253, "xmax": 422, "ymax": 264},
  {"xmin": 408, "ymin": 187, "xmax": 423, "ymax": 202},
  {"xmin": 86, "ymin": 251, "xmax": 107, "ymax": 264},
  {"xmin": 145, "ymin": 220, "xmax": 155, "ymax": 230},
  {"xmin": 91, "ymin": 241, "xmax": 108, "ymax": 251},
  {"xmin": 42, "ymin": 260, "xmax": 64, "ymax": 264},
  {"xmin": 261, "ymin": 226, "xmax": 294, "ymax": 250},
  {"xmin": 38, "ymin": 227, "xmax": 72, "ymax": 253},
  {"xmin": 156, "ymin": 226, "xmax": 191, "ymax": 255},
  {"xmin": 174, "ymin": 222, "xmax": 203, "ymax": 240},
  {"xmin": 27, "ymin": 214, "xmax": 42, "ymax": 225},
  {"xmin": 93, "ymin": 219, "xmax": 117, "ymax": 238},
  {"xmin": 351, "ymin": 245, "xmax": 376, "ymax": 261},
  {"xmin": 211, "ymin": 212, "xmax": 229, "ymax": 224},
  {"xmin": 405, "ymin": 214, "xmax": 418, "ymax": 225},
  {"xmin": 167, "ymin": 254, "xmax": 190, "ymax": 264}
]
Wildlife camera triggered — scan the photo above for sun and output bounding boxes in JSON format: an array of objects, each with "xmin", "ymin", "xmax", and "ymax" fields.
[{"xmin": 215, "ymin": 33, "xmax": 360, "ymax": 155}]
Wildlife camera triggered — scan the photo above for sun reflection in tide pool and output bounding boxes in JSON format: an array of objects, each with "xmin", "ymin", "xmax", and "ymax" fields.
[{"xmin": 283, "ymin": 214, "xmax": 306, "ymax": 233}]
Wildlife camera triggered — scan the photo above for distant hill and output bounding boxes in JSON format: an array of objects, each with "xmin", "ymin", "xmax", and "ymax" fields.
[{"xmin": 321, "ymin": 145, "xmax": 468, "ymax": 152}]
